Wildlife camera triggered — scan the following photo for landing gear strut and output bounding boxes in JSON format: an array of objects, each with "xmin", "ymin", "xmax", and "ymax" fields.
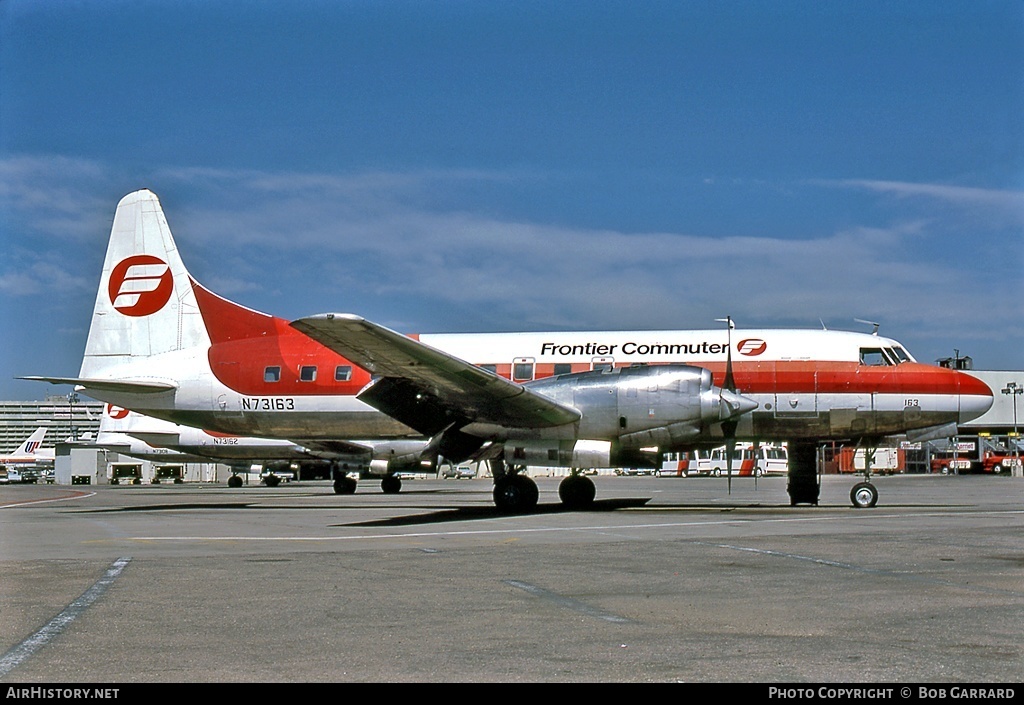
[
  {"xmin": 787, "ymin": 441, "xmax": 820, "ymax": 506},
  {"xmin": 849, "ymin": 444, "xmax": 879, "ymax": 509}
]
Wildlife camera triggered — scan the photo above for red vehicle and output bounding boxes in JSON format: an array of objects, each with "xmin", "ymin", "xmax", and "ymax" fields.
[
  {"xmin": 981, "ymin": 450, "xmax": 1021, "ymax": 474},
  {"xmin": 930, "ymin": 455, "xmax": 974, "ymax": 474}
]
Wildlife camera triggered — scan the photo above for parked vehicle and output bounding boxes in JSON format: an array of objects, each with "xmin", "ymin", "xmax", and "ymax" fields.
[{"xmin": 441, "ymin": 464, "xmax": 477, "ymax": 479}]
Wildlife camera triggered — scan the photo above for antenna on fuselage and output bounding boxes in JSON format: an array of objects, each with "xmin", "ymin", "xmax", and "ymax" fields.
[{"xmin": 855, "ymin": 319, "xmax": 880, "ymax": 335}]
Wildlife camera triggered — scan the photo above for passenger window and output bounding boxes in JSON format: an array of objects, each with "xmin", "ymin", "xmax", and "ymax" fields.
[
  {"xmin": 299, "ymin": 365, "xmax": 317, "ymax": 382},
  {"xmin": 335, "ymin": 365, "xmax": 352, "ymax": 382},
  {"xmin": 479, "ymin": 364, "xmax": 497, "ymax": 374},
  {"xmin": 553, "ymin": 363, "xmax": 573, "ymax": 376},
  {"xmin": 264, "ymin": 366, "xmax": 281, "ymax": 383},
  {"xmin": 513, "ymin": 362, "xmax": 534, "ymax": 382}
]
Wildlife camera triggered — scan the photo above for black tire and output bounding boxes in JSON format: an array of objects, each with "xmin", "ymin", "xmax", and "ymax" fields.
[
  {"xmin": 264, "ymin": 474, "xmax": 281, "ymax": 488},
  {"xmin": 333, "ymin": 476, "xmax": 357, "ymax": 494},
  {"xmin": 381, "ymin": 475, "xmax": 402, "ymax": 494},
  {"xmin": 558, "ymin": 475, "xmax": 596, "ymax": 509},
  {"xmin": 227, "ymin": 474, "xmax": 243, "ymax": 488},
  {"xmin": 493, "ymin": 475, "xmax": 539, "ymax": 513},
  {"xmin": 850, "ymin": 481, "xmax": 878, "ymax": 509}
]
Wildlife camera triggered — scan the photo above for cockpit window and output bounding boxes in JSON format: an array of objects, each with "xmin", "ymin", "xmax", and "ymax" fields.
[
  {"xmin": 860, "ymin": 348, "xmax": 888, "ymax": 366},
  {"xmin": 860, "ymin": 347, "xmax": 908, "ymax": 366},
  {"xmin": 887, "ymin": 347, "xmax": 910, "ymax": 363}
]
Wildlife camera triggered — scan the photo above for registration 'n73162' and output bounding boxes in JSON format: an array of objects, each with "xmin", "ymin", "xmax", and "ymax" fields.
[{"xmin": 242, "ymin": 397, "xmax": 295, "ymax": 411}]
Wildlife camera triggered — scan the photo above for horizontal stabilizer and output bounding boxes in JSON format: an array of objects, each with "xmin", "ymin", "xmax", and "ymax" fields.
[
  {"xmin": 19, "ymin": 376, "xmax": 178, "ymax": 394},
  {"xmin": 126, "ymin": 432, "xmax": 181, "ymax": 447}
]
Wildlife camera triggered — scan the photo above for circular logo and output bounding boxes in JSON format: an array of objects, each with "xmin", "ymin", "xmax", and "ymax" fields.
[
  {"xmin": 106, "ymin": 404, "xmax": 130, "ymax": 419},
  {"xmin": 108, "ymin": 255, "xmax": 173, "ymax": 316},
  {"xmin": 737, "ymin": 338, "xmax": 768, "ymax": 356}
]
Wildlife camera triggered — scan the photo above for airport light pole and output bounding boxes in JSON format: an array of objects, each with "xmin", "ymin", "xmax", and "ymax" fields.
[
  {"xmin": 1002, "ymin": 382, "xmax": 1021, "ymax": 477},
  {"xmin": 67, "ymin": 392, "xmax": 79, "ymax": 442}
]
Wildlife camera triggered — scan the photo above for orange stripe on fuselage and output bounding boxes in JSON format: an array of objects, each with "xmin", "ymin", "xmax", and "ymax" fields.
[
  {"xmin": 193, "ymin": 280, "xmax": 372, "ymax": 396},
  {"xmin": 190, "ymin": 280, "xmax": 990, "ymax": 401}
]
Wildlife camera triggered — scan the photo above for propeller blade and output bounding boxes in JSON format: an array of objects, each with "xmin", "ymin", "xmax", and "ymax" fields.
[{"xmin": 718, "ymin": 315, "xmax": 737, "ymax": 494}]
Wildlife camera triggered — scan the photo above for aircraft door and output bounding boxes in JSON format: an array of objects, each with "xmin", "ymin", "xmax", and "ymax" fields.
[{"xmin": 772, "ymin": 362, "xmax": 818, "ymax": 418}]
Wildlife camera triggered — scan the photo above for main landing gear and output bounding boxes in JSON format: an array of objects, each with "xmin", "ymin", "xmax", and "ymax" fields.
[
  {"xmin": 489, "ymin": 462, "xmax": 599, "ymax": 512},
  {"xmin": 331, "ymin": 465, "xmax": 406, "ymax": 495},
  {"xmin": 490, "ymin": 460, "xmax": 539, "ymax": 512},
  {"xmin": 557, "ymin": 471, "xmax": 597, "ymax": 510},
  {"xmin": 332, "ymin": 465, "xmax": 357, "ymax": 495}
]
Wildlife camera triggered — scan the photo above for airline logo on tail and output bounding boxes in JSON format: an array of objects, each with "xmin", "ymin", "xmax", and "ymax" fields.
[
  {"xmin": 106, "ymin": 404, "xmax": 130, "ymax": 419},
  {"xmin": 25, "ymin": 441, "xmax": 40, "ymax": 454},
  {"xmin": 109, "ymin": 255, "xmax": 173, "ymax": 316}
]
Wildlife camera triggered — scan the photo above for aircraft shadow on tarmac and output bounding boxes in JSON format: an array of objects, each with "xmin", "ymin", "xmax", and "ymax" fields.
[
  {"xmin": 335, "ymin": 497, "xmax": 652, "ymax": 527},
  {"xmin": 73, "ymin": 496, "xmax": 654, "ymax": 527}
]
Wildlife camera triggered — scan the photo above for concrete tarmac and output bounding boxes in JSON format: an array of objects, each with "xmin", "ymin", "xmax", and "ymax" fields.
[{"xmin": 0, "ymin": 474, "xmax": 1021, "ymax": 684}]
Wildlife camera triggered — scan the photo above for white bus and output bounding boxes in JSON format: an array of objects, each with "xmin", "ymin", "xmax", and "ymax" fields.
[{"xmin": 683, "ymin": 443, "xmax": 788, "ymax": 477}]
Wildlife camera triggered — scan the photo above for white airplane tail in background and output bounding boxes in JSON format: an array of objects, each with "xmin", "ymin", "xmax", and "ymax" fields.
[
  {"xmin": 79, "ymin": 189, "xmax": 210, "ymax": 380},
  {"xmin": 13, "ymin": 427, "xmax": 47, "ymax": 457}
]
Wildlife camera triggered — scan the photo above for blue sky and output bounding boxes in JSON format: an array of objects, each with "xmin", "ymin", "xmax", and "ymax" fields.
[{"xmin": 2, "ymin": 0, "xmax": 1022, "ymax": 401}]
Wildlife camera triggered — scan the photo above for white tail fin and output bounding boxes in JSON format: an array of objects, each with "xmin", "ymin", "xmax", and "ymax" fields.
[
  {"xmin": 80, "ymin": 190, "xmax": 210, "ymax": 379},
  {"xmin": 14, "ymin": 427, "xmax": 47, "ymax": 456}
]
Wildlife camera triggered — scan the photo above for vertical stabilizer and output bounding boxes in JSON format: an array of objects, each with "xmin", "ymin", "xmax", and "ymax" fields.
[
  {"xmin": 14, "ymin": 428, "xmax": 47, "ymax": 456},
  {"xmin": 81, "ymin": 190, "xmax": 210, "ymax": 378}
]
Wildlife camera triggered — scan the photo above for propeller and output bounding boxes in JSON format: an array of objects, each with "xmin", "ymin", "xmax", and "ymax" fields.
[{"xmin": 716, "ymin": 316, "xmax": 738, "ymax": 494}]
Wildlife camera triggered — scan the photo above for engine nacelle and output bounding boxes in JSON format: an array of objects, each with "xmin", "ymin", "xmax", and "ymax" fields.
[
  {"xmin": 504, "ymin": 439, "xmax": 658, "ymax": 469},
  {"xmin": 523, "ymin": 364, "xmax": 756, "ymax": 446}
]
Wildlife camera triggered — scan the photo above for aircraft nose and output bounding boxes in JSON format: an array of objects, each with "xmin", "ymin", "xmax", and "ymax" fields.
[
  {"xmin": 719, "ymin": 388, "xmax": 759, "ymax": 421},
  {"xmin": 958, "ymin": 374, "xmax": 994, "ymax": 424}
]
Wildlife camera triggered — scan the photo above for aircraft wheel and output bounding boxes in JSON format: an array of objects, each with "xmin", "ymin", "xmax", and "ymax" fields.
[
  {"xmin": 333, "ymin": 476, "xmax": 357, "ymax": 495},
  {"xmin": 227, "ymin": 475, "xmax": 243, "ymax": 488},
  {"xmin": 493, "ymin": 475, "xmax": 539, "ymax": 513},
  {"xmin": 850, "ymin": 481, "xmax": 878, "ymax": 509},
  {"xmin": 381, "ymin": 475, "xmax": 402, "ymax": 494},
  {"xmin": 558, "ymin": 475, "xmax": 596, "ymax": 510},
  {"xmin": 264, "ymin": 474, "xmax": 281, "ymax": 488}
]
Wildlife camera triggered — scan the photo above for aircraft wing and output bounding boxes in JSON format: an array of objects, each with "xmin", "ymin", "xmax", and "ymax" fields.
[{"xmin": 291, "ymin": 313, "xmax": 581, "ymax": 435}]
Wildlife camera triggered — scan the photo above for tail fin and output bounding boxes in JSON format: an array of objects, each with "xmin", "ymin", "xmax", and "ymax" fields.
[
  {"xmin": 80, "ymin": 190, "xmax": 210, "ymax": 379},
  {"xmin": 14, "ymin": 428, "xmax": 47, "ymax": 456}
]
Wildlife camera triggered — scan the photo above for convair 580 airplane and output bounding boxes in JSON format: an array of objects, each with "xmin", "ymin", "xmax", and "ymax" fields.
[
  {"xmin": 98, "ymin": 404, "xmax": 427, "ymax": 488},
  {"xmin": 25, "ymin": 190, "xmax": 993, "ymax": 510}
]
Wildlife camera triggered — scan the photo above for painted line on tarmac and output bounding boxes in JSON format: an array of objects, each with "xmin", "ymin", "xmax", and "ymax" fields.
[
  {"xmin": 503, "ymin": 580, "xmax": 634, "ymax": 623},
  {"xmin": 0, "ymin": 491, "xmax": 96, "ymax": 508},
  {"xmin": 0, "ymin": 557, "xmax": 132, "ymax": 678}
]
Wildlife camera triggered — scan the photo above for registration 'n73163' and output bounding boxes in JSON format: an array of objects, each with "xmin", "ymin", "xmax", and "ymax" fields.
[{"xmin": 242, "ymin": 397, "xmax": 295, "ymax": 411}]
